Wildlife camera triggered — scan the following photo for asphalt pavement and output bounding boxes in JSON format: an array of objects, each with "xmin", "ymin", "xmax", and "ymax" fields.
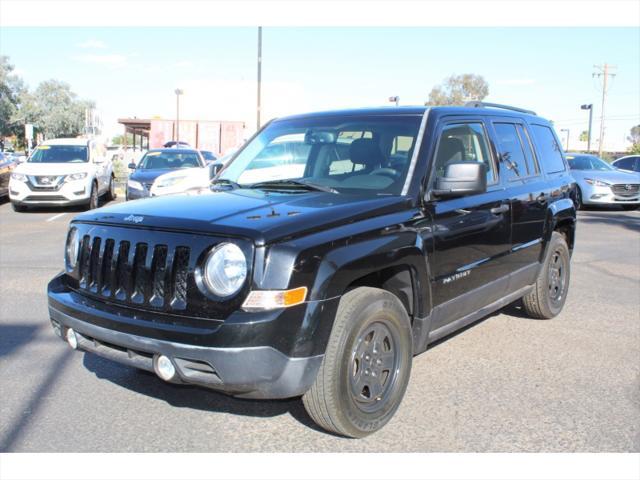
[{"xmin": 0, "ymin": 197, "xmax": 638, "ymax": 452}]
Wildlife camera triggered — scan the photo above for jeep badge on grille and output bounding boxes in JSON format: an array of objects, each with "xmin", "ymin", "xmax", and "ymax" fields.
[{"xmin": 124, "ymin": 214, "xmax": 144, "ymax": 223}]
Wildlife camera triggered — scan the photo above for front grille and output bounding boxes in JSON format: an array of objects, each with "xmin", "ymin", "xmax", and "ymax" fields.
[
  {"xmin": 611, "ymin": 183, "xmax": 640, "ymax": 197},
  {"xmin": 23, "ymin": 195, "xmax": 67, "ymax": 202},
  {"xmin": 77, "ymin": 235, "xmax": 191, "ymax": 311}
]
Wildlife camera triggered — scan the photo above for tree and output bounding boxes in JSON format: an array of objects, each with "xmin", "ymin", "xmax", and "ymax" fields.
[
  {"xmin": 427, "ymin": 74, "xmax": 489, "ymax": 106},
  {"xmin": 579, "ymin": 130, "xmax": 589, "ymax": 142},
  {"xmin": 23, "ymin": 80, "xmax": 95, "ymax": 139},
  {"xmin": 628, "ymin": 125, "xmax": 640, "ymax": 154},
  {"xmin": 0, "ymin": 56, "xmax": 27, "ymax": 138}
]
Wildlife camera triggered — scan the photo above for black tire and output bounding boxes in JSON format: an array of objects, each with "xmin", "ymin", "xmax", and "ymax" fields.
[
  {"xmin": 622, "ymin": 204, "xmax": 638, "ymax": 211},
  {"xmin": 574, "ymin": 187, "xmax": 583, "ymax": 210},
  {"xmin": 522, "ymin": 231, "xmax": 571, "ymax": 319},
  {"xmin": 105, "ymin": 175, "xmax": 117, "ymax": 201},
  {"xmin": 86, "ymin": 182, "xmax": 98, "ymax": 210},
  {"xmin": 11, "ymin": 202, "xmax": 26, "ymax": 212},
  {"xmin": 302, "ymin": 287, "xmax": 413, "ymax": 438}
]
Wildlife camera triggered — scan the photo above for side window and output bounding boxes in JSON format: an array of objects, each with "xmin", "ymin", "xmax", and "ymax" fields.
[
  {"xmin": 517, "ymin": 125, "xmax": 540, "ymax": 176},
  {"xmin": 530, "ymin": 124, "xmax": 567, "ymax": 174},
  {"xmin": 493, "ymin": 123, "xmax": 529, "ymax": 180},
  {"xmin": 615, "ymin": 158, "xmax": 633, "ymax": 170},
  {"xmin": 433, "ymin": 122, "xmax": 495, "ymax": 184}
]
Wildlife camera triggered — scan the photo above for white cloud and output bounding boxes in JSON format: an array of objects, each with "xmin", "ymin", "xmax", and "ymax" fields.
[
  {"xmin": 73, "ymin": 54, "xmax": 127, "ymax": 68},
  {"xmin": 495, "ymin": 78, "xmax": 537, "ymax": 86},
  {"xmin": 77, "ymin": 39, "xmax": 107, "ymax": 49},
  {"xmin": 172, "ymin": 60, "xmax": 194, "ymax": 68}
]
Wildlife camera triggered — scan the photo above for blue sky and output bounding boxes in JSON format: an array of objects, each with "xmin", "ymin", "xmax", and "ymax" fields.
[{"xmin": 1, "ymin": 27, "xmax": 638, "ymax": 150}]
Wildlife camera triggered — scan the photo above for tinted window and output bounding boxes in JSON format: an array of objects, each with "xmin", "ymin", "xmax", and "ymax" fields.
[
  {"xmin": 28, "ymin": 145, "xmax": 88, "ymax": 163},
  {"xmin": 494, "ymin": 123, "xmax": 529, "ymax": 180},
  {"xmin": 517, "ymin": 125, "xmax": 539, "ymax": 176},
  {"xmin": 138, "ymin": 151, "xmax": 202, "ymax": 169},
  {"xmin": 530, "ymin": 125, "xmax": 566, "ymax": 174},
  {"xmin": 614, "ymin": 157, "xmax": 638, "ymax": 171},
  {"xmin": 220, "ymin": 115, "xmax": 422, "ymax": 195},
  {"xmin": 433, "ymin": 122, "xmax": 495, "ymax": 184},
  {"xmin": 567, "ymin": 156, "xmax": 591, "ymax": 170}
]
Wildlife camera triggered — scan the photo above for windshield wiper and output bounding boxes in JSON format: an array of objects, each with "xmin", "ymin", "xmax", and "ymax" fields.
[
  {"xmin": 248, "ymin": 179, "xmax": 338, "ymax": 194},
  {"xmin": 210, "ymin": 178, "xmax": 241, "ymax": 190}
]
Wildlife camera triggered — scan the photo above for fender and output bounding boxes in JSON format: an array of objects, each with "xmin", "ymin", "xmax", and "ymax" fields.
[{"xmin": 539, "ymin": 197, "xmax": 576, "ymax": 262}]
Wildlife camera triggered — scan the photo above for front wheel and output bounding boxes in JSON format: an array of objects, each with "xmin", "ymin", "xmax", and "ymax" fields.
[
  {"xmin": 302, "ymin": 287, "xmax": 413, "ymax": 438},
  {"xmin": 574, "ymin": 187, "xmax": 583, "ymax": 210},
  {"xmin": 86, "ymin": 182, "xmax": 98, "ymax": 210},
  {"xmin": 522, "ymin": 231, "xmax": 571, "ymax": 319},
  {"xmin": 105, "ymin": 175, "xmax": 117, "ymax": 201}
]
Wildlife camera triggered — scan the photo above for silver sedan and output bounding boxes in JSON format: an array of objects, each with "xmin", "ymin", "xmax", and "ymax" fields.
[{"xmin": 567, "ymin": 153, "xmax": 640, "ymax": 210}]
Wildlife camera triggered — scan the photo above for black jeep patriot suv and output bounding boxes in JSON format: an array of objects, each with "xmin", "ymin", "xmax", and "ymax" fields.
[{"xmin": 48, "ymin": 103, "xmax": 576, "ymax": 437}]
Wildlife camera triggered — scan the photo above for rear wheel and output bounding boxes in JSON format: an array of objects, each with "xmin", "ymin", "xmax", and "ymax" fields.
[
  {"xmin": 302, "ymin": 287, "xmax": 413, "ymax": 438},
  {"xmin": 522, "ymin": 231, "xmax": 571, "ymax": 319}
]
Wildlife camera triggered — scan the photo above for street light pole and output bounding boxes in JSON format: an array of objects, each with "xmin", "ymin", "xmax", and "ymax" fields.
[
  {"xmin": 389, "ymin": 96, "xmax": 399, "ymax": 107},
  {"xmin": 581, "ymin": 104, "xmax": 593, "ymax": 152},
  {"xmin": 175, "ymin": 88, "xmax": 184, "ymax": 142}
]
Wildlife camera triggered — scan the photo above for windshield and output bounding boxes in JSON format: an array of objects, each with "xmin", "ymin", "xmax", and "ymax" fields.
[
  {"xmin": 219, "ymin": 114, "xmax": 422, "ymax": 195},
  {"xmin": 138, "ymin": 150, "xmax": 202, "ymax": 170},
  {"xmin": 28, "ymin": 145, "xmax": 88, "ymax": 163},
  {"xmin": 567, "ymin": 155, "xmax": 614, "ymax": 171}
]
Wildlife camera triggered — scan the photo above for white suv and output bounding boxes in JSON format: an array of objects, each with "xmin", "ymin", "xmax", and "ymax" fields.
[{"xmin": 9, "ymin": 138, "xmax": 116, "ymax": 212}]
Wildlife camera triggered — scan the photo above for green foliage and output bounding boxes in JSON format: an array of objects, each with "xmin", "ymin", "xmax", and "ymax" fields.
[
  {"xmin": 111, "ymin": 133, "xmax": 134, "ymax": 145},
  {"xmin": 427, "ymin": 74, "xmax": 489, "ymax": 106},
  {"xmin": 628, "ymin": 125, "xmax": 640, "ymax": 154},
  {"xmin": 1, "ymin": 55, "xmax": 95, "ymax": 142},
  {"xmin": 579, "ymin": 130, "xmax": 589, "ymax": 142}
]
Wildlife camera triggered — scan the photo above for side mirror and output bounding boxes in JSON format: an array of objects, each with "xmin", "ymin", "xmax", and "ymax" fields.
[
  {"xmin": 432, "ymin": 162, "xmax": 487, "ymax": 198},
  {"xmin": 209, "ymin": 162, "xmax": 223, "ymax": 178},
  {"xmin": 128, "ymin": 162, "xmax": 137, "ymax": 170}
]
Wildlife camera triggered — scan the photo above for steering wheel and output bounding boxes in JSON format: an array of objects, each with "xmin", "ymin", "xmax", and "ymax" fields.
[{"xmin": 371, "ymin": 168, "xmax": 400, "ymax": 179}]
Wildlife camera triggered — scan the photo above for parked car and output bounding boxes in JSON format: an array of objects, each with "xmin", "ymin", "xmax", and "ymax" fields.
[
  {"xmin": 567, "ymin": 153, "xmax": 640, "ymax": 210},
  {"xmin": 0, "ymin": 152, "xmax": 18, "ymax": 198},
  {"xmin": 9, "ymin": 138, "xmax": 116, "ymax": 212},
  {"xmin": 126, "ymin": 148, "xmax": 206, "ymax": 200},
  {"xmin": 149, "ymin": 163, "xmax": 214, "ymax": 197},
  {"xmin": 163, "ymin": 141, "xmax": 191, "ymax": 148},
  {"xmin": 48, "ymin": 103, "xmax": 577, "ymax": 438},
  {"xmin": 612, "ymin": 155, "xmax": 640, "ymax": 173}
]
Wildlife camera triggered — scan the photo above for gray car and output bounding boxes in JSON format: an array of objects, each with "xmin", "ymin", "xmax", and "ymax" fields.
[{"xmin": 567, "ymin": 153, "xmax": 640, "ymax": 210}]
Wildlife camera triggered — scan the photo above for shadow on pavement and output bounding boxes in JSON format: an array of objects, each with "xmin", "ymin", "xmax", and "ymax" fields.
[
  {"xmin": 0, "ymin": 323, "xmax": 43, "ymax": 358},
  {"xmin": 578, "ymin": 211, "xmax": 640, "ymax": 233},
  {"xmin": 81, "ymin": 352, "xmax": 326, "ymax": 434}
]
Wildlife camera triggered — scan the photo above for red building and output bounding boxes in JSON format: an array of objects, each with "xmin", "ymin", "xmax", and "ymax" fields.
[{"xmin": 118, "ymin": 118, "xmax": 246, "ymax": 155}]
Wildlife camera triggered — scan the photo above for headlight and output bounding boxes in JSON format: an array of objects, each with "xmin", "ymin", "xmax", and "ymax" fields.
[
  {"xmin": 65, "ymin": 228, "xmax": 80, "ymax": 270},
  {"xmin": 203, "ymin": 243, "xmax": 247, "ymax": 297},
  {"xmin": 584, "ymin": 178, "xmax": 610, "ymax": 187},
  {"xmin": 127, "ymin": 180, "xmax": 143, "ymax": 191},
  {"xmin": 11, "ymin": 172, "xmax": 27, "ymax": 182},
  {"xmin": 66, "ymin": 172, "xmax": 88, "ymax": 181},
  {"xmin": 156, "ymin": 175, "xmax": 187, "ymax": 188}
]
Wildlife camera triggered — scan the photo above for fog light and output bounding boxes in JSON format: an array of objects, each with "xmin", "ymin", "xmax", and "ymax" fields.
[
  {"xmin": 154, "ymin": 355, "xmax": 176, "ymax": 381},
  {"xmin": 66, "ymin": 328, "xmax": 78, "ymax": 349}
]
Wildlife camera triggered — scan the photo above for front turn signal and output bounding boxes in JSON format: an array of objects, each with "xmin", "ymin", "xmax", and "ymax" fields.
[{"xmin": 242, "ymin": 287, "xmax": 308, "ymax": 311}]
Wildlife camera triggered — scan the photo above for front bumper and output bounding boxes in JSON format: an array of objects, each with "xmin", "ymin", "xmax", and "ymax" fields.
[
  {"xmin": 580, "ymin": 183, "xmax": 640, "ymax": 205},
  {"xmin": 125, "ymin": 186, "xmax": 150, "ymax": 201},
  {"xmin": 48, "ymin": 276, "xmax": 337, "ymax": 399},
  {"xmin": 9, "ymin": 178, "xmax": 91, "ymax": 206}
]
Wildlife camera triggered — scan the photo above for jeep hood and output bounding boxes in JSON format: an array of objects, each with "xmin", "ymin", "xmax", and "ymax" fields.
[{"xmin": 74, "ymin": 188, "xmax": 411, "ymax": 245}]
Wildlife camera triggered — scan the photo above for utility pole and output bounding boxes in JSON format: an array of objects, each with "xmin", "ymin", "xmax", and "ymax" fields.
[
  {"xmin": 175, "ymin": 88, "xmax": 183, "ymax": 142},
  {"xmin": 593, "ymin": 63, "xmax": 616, "ymax": 157},
  {"xmin": 257, "ymin": 26, "xmax": 262, "ymax": 131},
  {"xmin": 560, "ymin": 129, "xmax": 570, "ymax": 151}
]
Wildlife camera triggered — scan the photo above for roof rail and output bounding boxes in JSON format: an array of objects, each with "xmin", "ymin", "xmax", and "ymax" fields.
[{"xmin": 464, "ymin": 101, "xmax": 537, "ymax": 116}]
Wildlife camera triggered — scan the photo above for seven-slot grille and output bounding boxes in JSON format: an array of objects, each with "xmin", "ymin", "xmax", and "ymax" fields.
[
  {"xmin": 611, "ymin": 183, "xmax": 640, "ymax": 197},
  {"xmin": 76, "ymin": 233, "xmax": 191, "ymax": 311}
]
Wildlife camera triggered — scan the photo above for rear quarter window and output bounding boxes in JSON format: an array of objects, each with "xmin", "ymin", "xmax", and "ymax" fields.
[{"xmin": 530, "ymin": 124, "xmax": 567, "ymax": 174}]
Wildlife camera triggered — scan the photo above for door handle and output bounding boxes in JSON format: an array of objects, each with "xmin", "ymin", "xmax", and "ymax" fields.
[{"xmin": 490, "ymin": 204, "xmax": 510, "ymax": 214}]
